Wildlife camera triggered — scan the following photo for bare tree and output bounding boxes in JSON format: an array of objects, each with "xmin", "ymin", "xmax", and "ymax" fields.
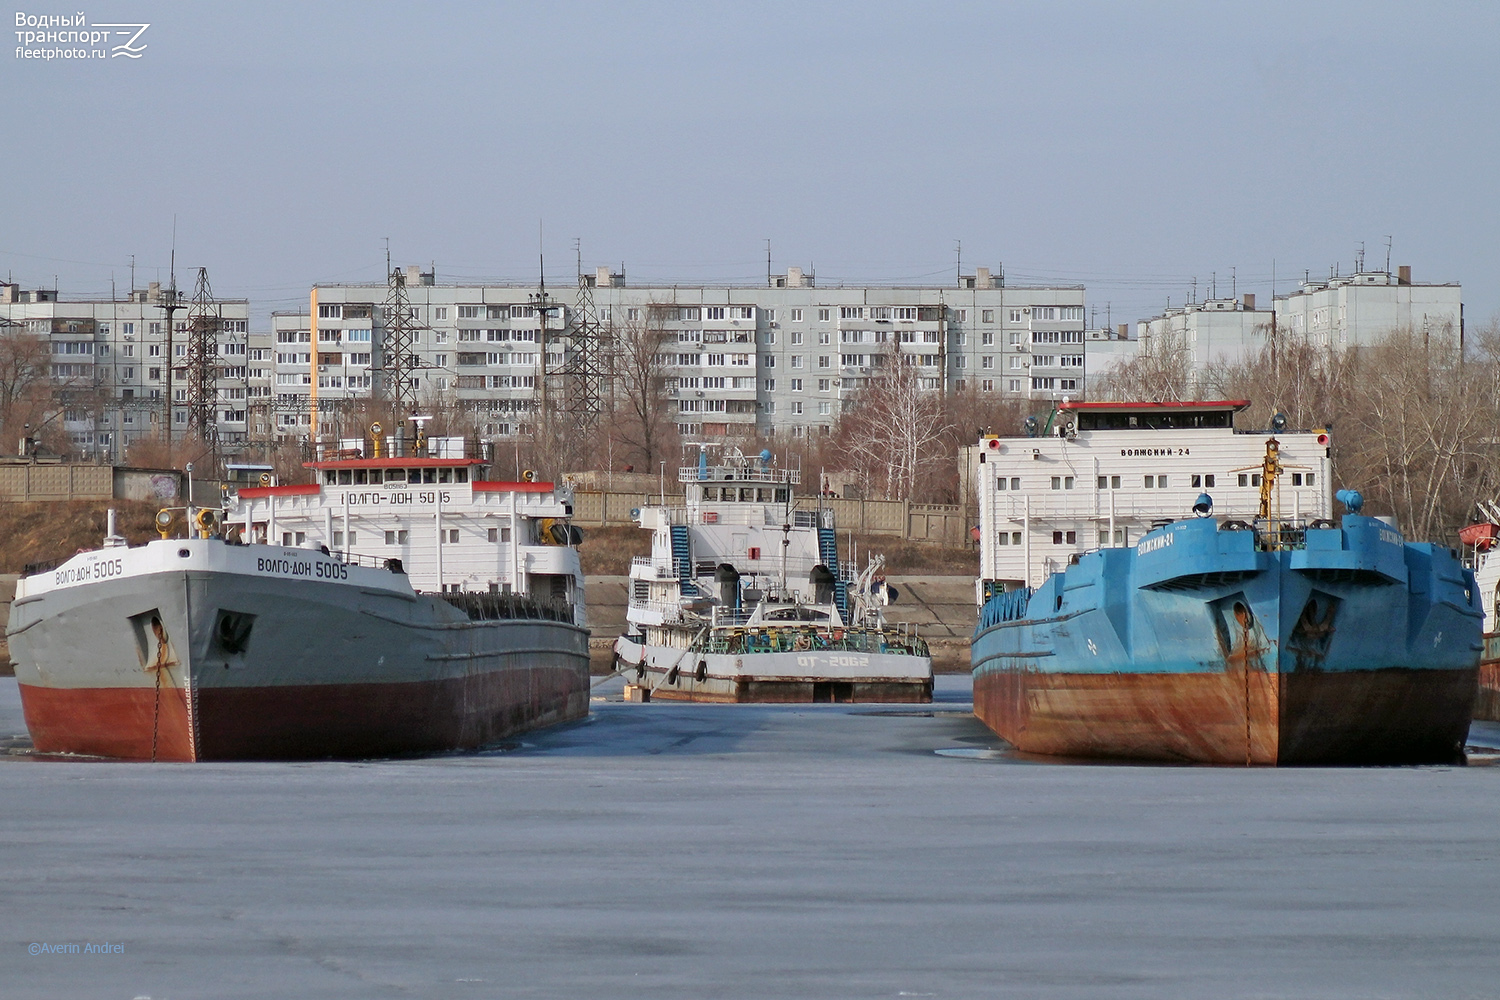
[
  {"xmin": 1203, "ymin": 323, "xmax": 1500, "ymax": 543},
  {"xmin": 610, "ymin": 309, "xmax": 677, "ymax": 473},
  {"xmin": 0, "ymin": 324, "xmax": 55, "ymax": 454},
  {"xmin": 835, "ymin": 349, "xmax": 953, "ymax": 502},
  {"xmin": 1092, "ymin": 330, "xmax": 1196, "ymax": 401}
]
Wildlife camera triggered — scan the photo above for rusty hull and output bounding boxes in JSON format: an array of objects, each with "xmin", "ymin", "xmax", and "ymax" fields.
[{"xmin": 974, "ymin": 666, "xmax": 1475, "ymax": 766}]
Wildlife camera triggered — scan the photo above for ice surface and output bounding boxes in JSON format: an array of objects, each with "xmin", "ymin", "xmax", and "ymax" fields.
[{"xmin": 2, "ymin": 675, "xmax": 1499, "ymax": 999}]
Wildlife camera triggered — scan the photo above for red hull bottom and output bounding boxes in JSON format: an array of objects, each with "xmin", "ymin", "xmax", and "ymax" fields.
[
  {"xmin": 20, "ymin": 667, "xmax": 588, "ymax": 761},
  {"xmin": 973, "ymin": 667, "xmax": 1476, "ymax": 765}
]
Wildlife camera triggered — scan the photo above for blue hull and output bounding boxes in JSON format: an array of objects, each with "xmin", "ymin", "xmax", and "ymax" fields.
[{"xmin": 972, "ymin": 516, "xmax": 1482, "ymax": 764}]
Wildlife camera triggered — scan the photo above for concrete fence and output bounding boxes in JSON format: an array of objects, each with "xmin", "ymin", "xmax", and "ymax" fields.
[
  {"xmin": 0, "ymin": 463, "xmax": 113, "ymax": 501},
  {"xmin": 570, "ymin": 490, "xmax": 974, "ymax": 546},
  {"xmin": 0, "ymin": 463, "xmax": 224, "ymax": 505}
]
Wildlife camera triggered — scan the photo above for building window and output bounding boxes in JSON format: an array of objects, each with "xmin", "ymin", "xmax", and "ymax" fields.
[
  {"xmin": 763, "ymin": 378, "xmax": 775, "ymax": 391},
  {"xmin": 818, "ymin": 308, "xmax": 830, "ymax": 321},
  {"xmin": 790, "ymin": 378, "xmax": 803, "ymax": 391},
  {"xmin": 981, "ymin": 379, "xmax": 994, "ymax": 392},
  {"xmin": 791, "ymin": 309, "xmax": 803, "ymax": 322},
  {"xmin": 1050, "ymin": 476, "xmax": 1074, "ymax": 490},
  {"xmin": 384, "ymin": 529, "xmax": 410, "ymax": 545},
  {"xmin": 982, "ymin": 309, "xmax": 994, "ymax": 323}
]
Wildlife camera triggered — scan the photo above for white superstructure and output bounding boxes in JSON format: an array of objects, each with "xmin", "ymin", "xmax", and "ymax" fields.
[
  {"xmin": 231, "ymin": 434, "xmax": 584, "ymax": 625},
  {"xmin": 976, "ymin": 400, "xmax": 1332, "ymax": 597}
]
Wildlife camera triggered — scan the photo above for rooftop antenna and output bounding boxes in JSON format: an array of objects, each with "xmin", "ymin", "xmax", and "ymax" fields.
[
  {"xmin": 1190, "ymin": 277, "xmax": 1197, "ymax": 304},
  {"xmin": 1211, "ymin": 271, "xmax": 1216, "ymax": 299},
  {"xmin": 955, "ymin": 240, "xmax": 962, "ymax": 283},
  {"xmin": 129, "ymin": 254, "xmax": 135, "ymax": 295},
  {"xmin": 574, "ymin": 237, "xmax": 582, "ymax": 283},
  {"xmin": 1232, "ymin": 266, "xmax": 1236, "ymax": 300},
  {"xmin": 1356, "ymin": 241, "xmax": 1365, "ymax": 273},
  {"xmin": 765, "ymin": 238, "xmax": 772, "ymax": 287},
  {"xmin": 1384, "ymin": 235, "xmax": 1393, "ymax": 275},
  {"xmin": 159, "ymin": 218, "xmax": 185, "ymax": 445}
]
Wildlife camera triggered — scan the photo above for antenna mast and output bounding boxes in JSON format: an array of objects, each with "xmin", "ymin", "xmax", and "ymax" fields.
[
  {"xmin": 158, "ymin": 234, "xmax": 185, "ymax": 444},
  {"xmin": 184, "ymin": 266, "xmax": 222, "ymax": 462},
  {"xmin": 552, "ymin": 247, "xmax": 614, "ymax": 454},
  {"xmin": 378, "ymin": 253, "xmax": 424, "ymax": 419}
]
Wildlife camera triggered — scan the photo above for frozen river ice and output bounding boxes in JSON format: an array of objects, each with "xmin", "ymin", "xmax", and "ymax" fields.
[{"xmin": 3, "ymin": 674, "xmax": 1500, "ymax": 999}]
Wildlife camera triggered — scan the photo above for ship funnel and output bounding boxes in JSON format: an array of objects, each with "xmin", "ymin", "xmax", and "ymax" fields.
[
  {"xmin": 1193, "ymin": 493, "xmax": 1213, "ymax": 516},
  {"xmin": 1336, "ymin": 489, "xmax": 1364, "ymax": 513},
  {"xmin": 716, "ymin": 563, "xmax": 741, "ymax": 610},
  {"xmin": 809, "ymin": 564, "xmax": 836, "ymax": 605}
]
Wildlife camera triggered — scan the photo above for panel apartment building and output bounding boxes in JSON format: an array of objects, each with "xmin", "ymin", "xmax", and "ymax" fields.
[
  {"xmin": 1133, "ymin": 264, "xmax": 1463, "ymax": 377},
  {"xmin": 269, "ymin": 266, "xmax": 1090, "ymax": 441},
  {"xmin": 0, "ymin": 282, "xmax": 259, "ymax": 460}
]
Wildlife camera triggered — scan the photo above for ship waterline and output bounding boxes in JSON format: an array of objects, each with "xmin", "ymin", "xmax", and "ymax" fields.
[{"xmin": 10, "ymin": 536, "xmax": 588, "ymax": 761}]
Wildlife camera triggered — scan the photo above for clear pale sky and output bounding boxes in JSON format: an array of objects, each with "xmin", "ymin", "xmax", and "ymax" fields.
[{"xmin": 5, "ymin": 1, "xmax": 1496, "ymax": 329}]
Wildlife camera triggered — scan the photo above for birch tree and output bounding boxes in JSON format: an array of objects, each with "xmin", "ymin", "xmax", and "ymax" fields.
[{"xmin": 835, "ymin": 349, "xmax": 952, "ymax": 502}]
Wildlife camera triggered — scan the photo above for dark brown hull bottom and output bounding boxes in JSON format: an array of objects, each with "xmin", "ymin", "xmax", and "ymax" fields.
[
  {"xmin": 19, "ymin": 667, "xmax": 589, "ymax": 762},
  {"xmin": 647, "ymin": 679, "xmax": 933, "ymax": 705},
  {"xmin": 973, "ymin": 667, "xmax": 1477, "ymax": 765}
]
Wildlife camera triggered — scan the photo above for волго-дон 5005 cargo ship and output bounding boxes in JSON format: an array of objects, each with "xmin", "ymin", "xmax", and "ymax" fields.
[
  {"xmin": 971, "ymin": 400, "xmax": 1481, "ymax": 765},
  {"xmin": 7, "ymin": 425, "xmax": 590, "ymax": 761}
]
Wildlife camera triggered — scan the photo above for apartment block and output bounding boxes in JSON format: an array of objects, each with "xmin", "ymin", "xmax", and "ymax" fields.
[
  {"xmin": 270, "ymin": 266, "xmax": 1090, "ymax": 442},
  {"xmin": 0, "ymin": 282, "xmax": 254, "ymax": 460}
]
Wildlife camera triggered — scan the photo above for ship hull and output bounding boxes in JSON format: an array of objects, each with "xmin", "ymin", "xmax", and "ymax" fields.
[
  {"xmin": 614, "ymin": 634, "xmax": 932, "ymax": 704},
  {"xmin": 972, "ymin": 665, "xmax": 1476, "ymax": 765},
  {"xmin": 971, "ymin": 516, "xmax": 1482, "ymax": 765},
  {"xmin": 10, "ymin": 554, "xmax": 589, "ymax": 761}
]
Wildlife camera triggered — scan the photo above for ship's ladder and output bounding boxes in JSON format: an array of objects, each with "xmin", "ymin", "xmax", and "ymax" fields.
[
  {"xmin": 670, "ymin": 524, "xmax": 698, "ymax": 596},
  {"xmin": 817, "ymin": 526, "xmax": 849, "ymax": 619}
]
